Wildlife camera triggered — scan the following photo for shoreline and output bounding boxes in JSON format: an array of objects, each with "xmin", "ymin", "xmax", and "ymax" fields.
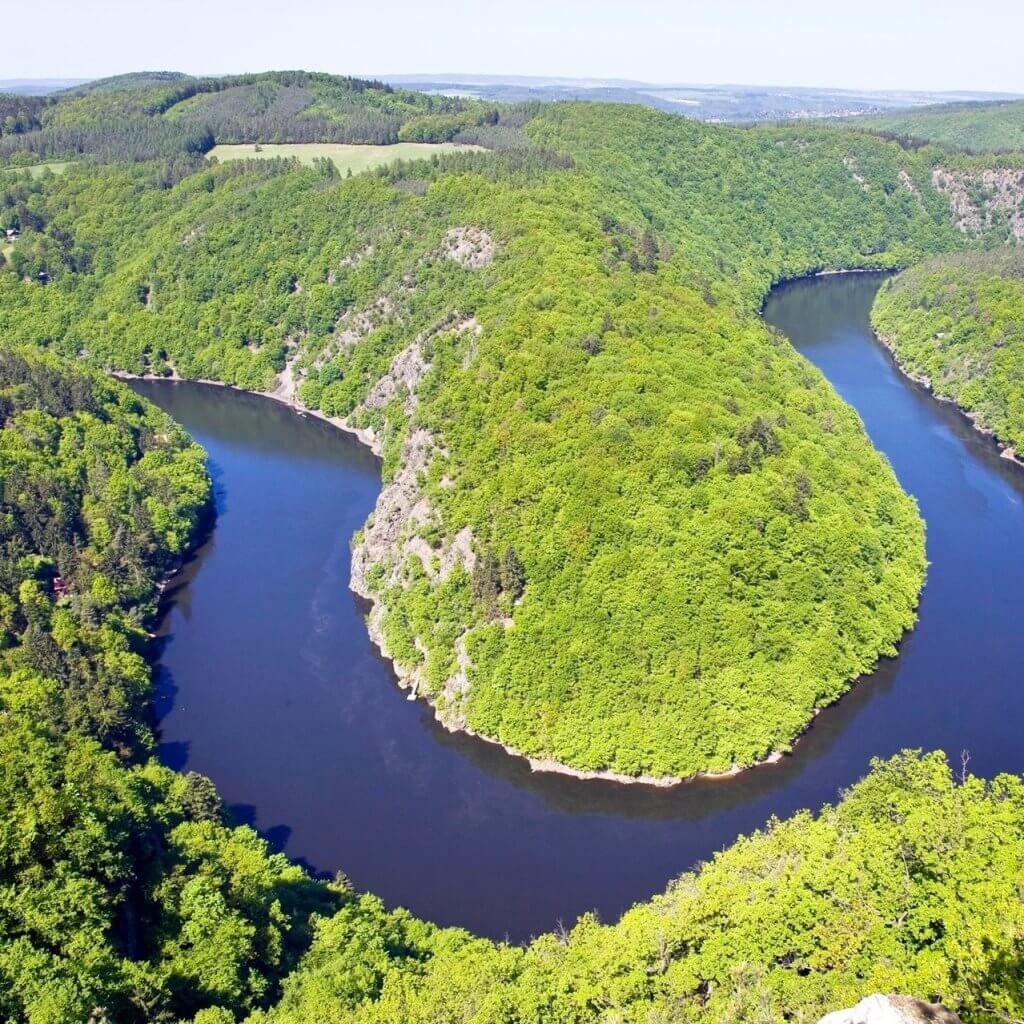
[
  {"xmin": 870, "ymin": 330, "xmax": 1024, "ymax": 468},
  {"xmin": 254, "ymin": 375, "xmax": 799, "ymax": 786},
  {"xmin": 119, "ymin": 271, "xmax": 951, "ymax": 793}
]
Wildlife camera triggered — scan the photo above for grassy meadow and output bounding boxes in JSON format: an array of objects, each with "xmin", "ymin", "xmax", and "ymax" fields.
[
  {"xmin": 208, "ymin": 141, "xmax": 485, "ymax": 175},
  {"xmin": 1, "ymin": 161, "xmax": 71, "ymax": 178}
]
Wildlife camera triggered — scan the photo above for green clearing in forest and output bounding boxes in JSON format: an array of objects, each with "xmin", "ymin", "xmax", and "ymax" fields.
[
  {"xmin": 207, "ymin": 141, "xmax": 485, "ymax": 175},
  {"xmin": 1, "ymin": 161, "xmax": 71, "ymax": 178}
]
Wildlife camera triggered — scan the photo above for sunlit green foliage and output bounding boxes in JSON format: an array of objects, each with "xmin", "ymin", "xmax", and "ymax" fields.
[
  {"xmin": 0, "ymin": 99, "xmax": 985, "ymax": 778},
  {"xmin": 0, "ymin": 347, "xmax": 209, "ymax": 748},
  {"xmin": 872, "ymin": 250, "xmax": 1024, "ymax": 452},
  {"xmin": 0, "ymin": 82, "xmax": 1022, "ymax": 1024},
  {"xmin": 0, "ymin": 351, "xmax": 352, "ymax": 1024}
]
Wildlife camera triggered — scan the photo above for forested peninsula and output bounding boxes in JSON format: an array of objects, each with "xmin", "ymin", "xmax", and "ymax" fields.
[
  {"xmin": 0, "ymin": 74, "xmax": 977, "ymax": 779},
  {"xmin": 1, "ymin": 70, "xmax": 1024, "ymax": 1023},
  {"xmin": 4, "ymin": 74, "xmax": 1024, "ymax": 778}
]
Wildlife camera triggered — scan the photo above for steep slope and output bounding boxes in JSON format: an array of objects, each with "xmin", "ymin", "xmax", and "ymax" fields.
[
  {"xmin": 1, "ymin": 84, "xmax": 1024, "ymax": 1024},
  {"xmin": 253, "ymin": 752, "xmax": 1024, "ymax": 1024},
  {"xmin": 872, "ymin": 250, "xmax": 1024, "ymax": 456}
]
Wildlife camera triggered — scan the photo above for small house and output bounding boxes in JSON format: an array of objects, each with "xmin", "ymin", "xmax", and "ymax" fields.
[{"xmin": 5, "ymin": 228, "xmax": 18, "ymax": 241}]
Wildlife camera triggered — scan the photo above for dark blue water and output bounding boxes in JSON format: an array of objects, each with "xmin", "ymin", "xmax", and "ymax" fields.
[{"xmin": 131, "ymin": 271, "xmax": 1024, "ymax": 943}]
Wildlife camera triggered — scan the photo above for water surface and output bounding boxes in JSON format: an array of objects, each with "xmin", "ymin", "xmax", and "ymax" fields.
[{"xmin": 133, "ymin": 272, "xmax": 1024, "ymax": 942}]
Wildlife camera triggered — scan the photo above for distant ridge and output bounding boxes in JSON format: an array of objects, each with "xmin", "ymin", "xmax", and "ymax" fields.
[
  {"xmin": 378, "ymin": 74, "xmax": 1024, "ymax": 122},
  {"xmin": 0, "ymin": 78, "xmax": 91, "ymax": 95}
]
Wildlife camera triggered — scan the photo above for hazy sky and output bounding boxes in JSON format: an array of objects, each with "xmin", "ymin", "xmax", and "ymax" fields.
[{"xmin": 10, "ymin": 0, "xmax": 1024, "ymax": 93}]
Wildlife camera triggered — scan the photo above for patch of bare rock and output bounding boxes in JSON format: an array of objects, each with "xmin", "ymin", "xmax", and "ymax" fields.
[
  {"xmin": 933, "ymin": 167, "xmax": 1024, "ymax": 241},
  {"xmin": 819, "ymin": 996, "xmax": 961, "ymax": 1024},
  {"xmin": 440, "ymin": 226, "xmax": 495, "ymax": 268},
  {"xmin": 843, "ymin": 156, "xmax": 869, "ymax": 190}
]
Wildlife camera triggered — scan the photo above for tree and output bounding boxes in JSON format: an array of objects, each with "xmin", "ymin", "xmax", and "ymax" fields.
[
  {"xmin": 641, "ymin": 227, "xmax": 659, "ymax": 272},
  {"xmin": 471, "ymin": 549, "xmax": 501, "ymax": 615},
  {"xmin": 500, "ymin": 547, "xmax": 526, "ymax": 602}
]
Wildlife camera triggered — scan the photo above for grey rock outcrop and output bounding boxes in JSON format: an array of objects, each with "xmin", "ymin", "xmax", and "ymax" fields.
[{"xmin": 819, "ymin": 995, "xmax": 961, "ymax": 1024}]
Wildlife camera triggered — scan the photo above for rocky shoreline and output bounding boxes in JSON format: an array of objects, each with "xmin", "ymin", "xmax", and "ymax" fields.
[{"xmin": 871, "ymin": 330, "xmax": 1024, "ymax": 468}]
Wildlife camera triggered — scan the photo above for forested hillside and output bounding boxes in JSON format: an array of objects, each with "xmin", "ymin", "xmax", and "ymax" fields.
[
  {"xmin": 0, "ymin": 71, "xmax": 499, "ymax": 165},
  {"xmin": 1, "ymin": 73, "xmax": 1024, "ymax": 1024},
  {"xmin": 0, "ymin": 348, "xmax": 458, "ymax": 1024},
  {"xmin": 871, "ymin": 251, "xmax": 1024, "ymax": 454},
  {"xmin": 2, "ymin": 398, "xmax": 1021, "ymax": 1024},
  {"xmin": 841, "ymin": 99, "xmax": 1024, "ymax": 154},
  {"xmin": 253, "ymin": 752, "xmax": 1024, "ymax": 1024},
  {"xmin": 5, "ymin": 95, "xmax": 1023, "ymax": 779}
]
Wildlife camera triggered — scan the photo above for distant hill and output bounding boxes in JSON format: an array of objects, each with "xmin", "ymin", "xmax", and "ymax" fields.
[
  {"xmin": 54, "ymin": 71, "xmax": 191, "ymax": 95},
  {"xmin": 382, "ymin": 74, "xmax": 1023, "ymax": 123},
  {"xmin": 0, "ymin": 70, "xmax": 498, "ymax": 165},
  {"xmin": 836, "ymin": 99, "xmax": 1024, "ymax": 153},
  {"xmin": 0, "ymin": 78, "xmax": 90, "ymax": 95},
  {"xmin": 9, "ymin": 73, "xmax": 1023, "ymax": 126}
]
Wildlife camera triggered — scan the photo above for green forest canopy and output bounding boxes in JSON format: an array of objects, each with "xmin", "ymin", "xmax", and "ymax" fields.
[
  {"xmin": 1, "ymin": 364, "xmax": 1019, "ymax": 1024},
  {"xmin": 0, "ymin": 71, "xmax": 508, "ymax": 166},
  {"xmin": 839, "ymin": 99, "xmax": 1024, "ymax": 154},
  {"xmin": 0, "ymin": 75, "xmax": 1023, "ymax": 1024},
  {"xmin": 4, "ymin": 90, "xmax": 1023, "ymax": 779},
  {"xmin": 872, "ymin": 250, "xmax": 1024, "ymax": 453}
]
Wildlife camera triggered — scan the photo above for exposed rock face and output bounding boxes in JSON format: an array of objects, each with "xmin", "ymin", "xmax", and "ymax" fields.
[
  {"xmin": 819, "ymin": 995, "xmax": 962, "ymax": 1024},
  {"xmin": 898, "ymin": 170, "xmax": 925, "ymax": 208},
  {"xmin": 261, "ymin": 278, "xmax": 487, "ymax": 728},
  {"xmin": 316, "ymin": 296, "xmax": 397, "ymax": 370},
  {"xmin": 843, "ymin": 156, "xmax": 869, "ymax": 190},
  {"xmin": 363, "ymin": 313, "xmax": 477, "ymax": 414},
  {"xmin": 363, "ymin": 340, "xmax": 429, "ymax": 413},
  {"xmin": 933, "ymin": 167, "xmax": 1024, "ymax": 242},
  {"xmin": 339, "ymin": 242, "xmax": 374, "ymax": 268},
  {"xmin": 348, "ymin": 421, "xmax": 479, "ymax": 713},
  {"xmin": 180, "ymin": 223, "xmax": 205, "ymax": 247},
  {"xmin": 440, "ymin": 226, "xmax": 495, "ymax": 268},
  {"xmin": 349, "ymin": 426, "xmax": 437, "ymax": 600}
]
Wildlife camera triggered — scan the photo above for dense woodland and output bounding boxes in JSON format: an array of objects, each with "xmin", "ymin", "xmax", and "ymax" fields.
[
  {"xmin": 1, "ymin": 73, "xmax": 1023, "ymax": 1023},
  {"xmin": 872, "ymin": 250, "xmax": 1024, "ymax": 452},
  {"xmin": 4, "ymin": 83, "xmax": 1021, "ymax": 778},
  {"xmin": 255, "ymin": 751, "xmax": 1024, "ymax": 1024}
]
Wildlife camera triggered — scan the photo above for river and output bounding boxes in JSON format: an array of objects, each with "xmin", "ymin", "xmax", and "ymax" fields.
[{"xmin": 131, "ymin": 270, "xmax": 1024, "ymax": 943}]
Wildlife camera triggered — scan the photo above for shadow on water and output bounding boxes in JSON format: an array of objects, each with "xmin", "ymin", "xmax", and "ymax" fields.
[{"xmin": 129, "ymin": 287, "xmax": 1024, "ymax": 940}]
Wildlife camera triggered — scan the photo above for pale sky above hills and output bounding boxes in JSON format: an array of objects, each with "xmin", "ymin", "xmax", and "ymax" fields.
[{"xmin": 12, "ymin": 0, "xmax": 1024, "ymax": 93}]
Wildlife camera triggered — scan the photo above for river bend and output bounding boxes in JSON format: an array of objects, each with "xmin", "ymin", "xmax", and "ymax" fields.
[{"xmin": 133, "ymin": 271, "xmax": 1024, "ymax": 941}]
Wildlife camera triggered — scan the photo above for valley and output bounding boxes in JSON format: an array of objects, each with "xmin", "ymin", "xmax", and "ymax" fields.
[
  {"xmin": 130, "ymin": 272, "xmax": 1024, "ymax": 947},
  {"xmin": 2, "ymin": 63, "xmax": 1024, "ymax": 1024}
]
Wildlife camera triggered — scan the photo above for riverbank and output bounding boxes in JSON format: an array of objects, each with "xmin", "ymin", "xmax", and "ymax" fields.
[
  {"xmin": 259, "ymin": 371, "xmax": 816, "ymax": 787},
  {"xmin": 120, "ymin": 272, "xmax": 1024, "ymax": 939},
  {"xmin": 112, "ymin": 267, "xmax": 928, "ymax": 791},
  {"xmin": 871, "ymin": 330, "xmax": 1024, "ymax": 468}
]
